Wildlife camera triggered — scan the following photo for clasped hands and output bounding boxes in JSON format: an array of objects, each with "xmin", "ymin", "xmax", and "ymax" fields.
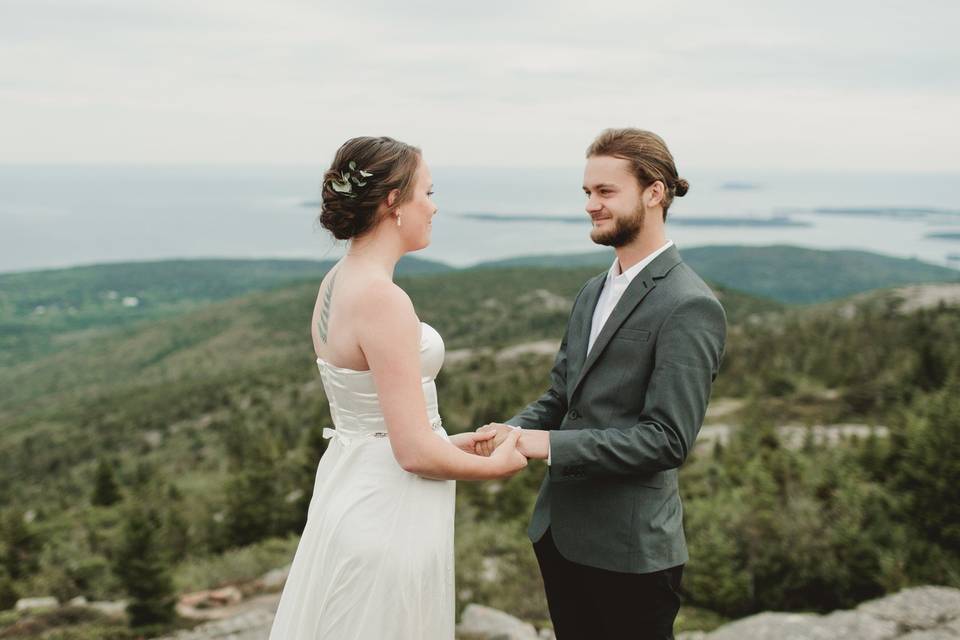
[{"xmin": 472, "ymin": 423, "xmax": 550, "ymax": 460}]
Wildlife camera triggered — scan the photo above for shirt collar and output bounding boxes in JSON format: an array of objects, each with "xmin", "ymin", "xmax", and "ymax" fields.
[{"xmin": 607, "ymin": 239, "xmax": 675, "ymax": 284}]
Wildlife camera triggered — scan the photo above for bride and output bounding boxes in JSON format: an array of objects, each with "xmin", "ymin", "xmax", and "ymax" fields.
[{"xmin": 268, "ymin": 136, "xmax": 529, "ymax": 639}]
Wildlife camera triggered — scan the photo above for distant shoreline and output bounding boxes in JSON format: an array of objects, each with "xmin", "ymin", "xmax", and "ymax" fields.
[
  {"xmin": 809, "ymin": 207, "xmax": 960, "ymax": 218},
  {"xmin": 457, "ymin": 212, "xmax": 812, "ymax": 228}
]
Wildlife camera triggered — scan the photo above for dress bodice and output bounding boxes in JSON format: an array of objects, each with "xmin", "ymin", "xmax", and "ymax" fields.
[{"xmin": 317, "ymin": 322, "xmax": 445, "ymax": 444}]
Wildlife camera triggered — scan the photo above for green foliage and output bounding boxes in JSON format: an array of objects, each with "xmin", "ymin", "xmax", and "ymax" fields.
[
  {"xmin": 171, "ymin": 535, "xmax": 300, "ymax": 594},
  {"xmin": 476, "ymin": 245, "xmax": 960, "ymax": 304},
  {"xmin": 0, "ymin": 565, "xmax": 18, "ymax": 610},
  {"xmin": 890, "ymin": 380, "xmax": 960, "ymax": 569},
  {"xmin": 715, "ymin": 298, "xmax": 960, "ymax": 421},
  {"xmin": 682, "ymin": 410, "xmax": 913, "ymax": 616},
  {"xmin": 0, "ymin": 255, "xmax": 450, "ymax": 368},
  {"xmin": 91, "ymin": 458, "xmax": 122, "ymax": 507},
  {"xmin": 113, "ymin": 505, "xmax": 176, "ymax": 627},
  {"xmin": 0, "ymin": 605, "xmax": 132, "ymax": 639},
  {"xmin": 0, "ymin": 508, "xmax": 41, "ymax": 581},
  {"xmin": 223, "ymin": 428, "xmax": 282, "ymax": 548},
  {"xmin": 454, "ymin": 510, "xmax": 549, "ymax": 625},
  {"xmin": 1, "ymin": 257, "xmax": 958, "ymax": 635}
]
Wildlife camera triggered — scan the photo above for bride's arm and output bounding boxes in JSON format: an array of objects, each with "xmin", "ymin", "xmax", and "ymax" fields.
[{"xmin": 356, "ymin": 282, "xmax": 526, "ymax": 481}]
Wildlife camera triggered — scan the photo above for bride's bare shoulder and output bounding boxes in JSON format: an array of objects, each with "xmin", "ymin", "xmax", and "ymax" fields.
[{"xmin": 355, "ymin": 278, "xmax": 416, "ymax": 324}]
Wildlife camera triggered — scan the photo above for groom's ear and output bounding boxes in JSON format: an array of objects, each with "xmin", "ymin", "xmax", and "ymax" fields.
[{"xmin": 645, "ymin": 180, "xmax": 666, "ymax": 208}]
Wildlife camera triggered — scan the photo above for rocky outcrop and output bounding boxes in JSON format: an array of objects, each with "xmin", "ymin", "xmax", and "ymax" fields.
[
  {"xmin": 679, "ymin": 586, "xmax": 960, "ymax": 640},
  {"xmin": 152, "ymin": 600, "xmax": 277, "ymax": 640},
  {"xmin": 136, "ymin": 584, "xmax": 958, "ymax": 640},
  {"xmin": 14, "ymin": 597, "xmax": 58, "ymax": 612},
  {"xmin": 456, "ymin": 603, "xmax": 552, "ymax": 639}
]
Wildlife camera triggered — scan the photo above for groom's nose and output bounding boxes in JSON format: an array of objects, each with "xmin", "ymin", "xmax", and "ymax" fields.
[{"xmin": 586, "ymin": 195, "xmax": 603, "ymax": 214}]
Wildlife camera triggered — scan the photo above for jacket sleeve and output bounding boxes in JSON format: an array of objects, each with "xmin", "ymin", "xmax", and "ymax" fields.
[
  {"xmin": 547, "ymin": 294, "xmax": 727, "ymax": 481},
  {"xmin": 505, "ymin": 280, "xmax": 591, "ymax": 431}
]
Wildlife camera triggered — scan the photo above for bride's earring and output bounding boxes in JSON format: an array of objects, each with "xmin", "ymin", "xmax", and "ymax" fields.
[{"xmin": 396, "ymin": 212, "xmax": 402, "ymax": 227}]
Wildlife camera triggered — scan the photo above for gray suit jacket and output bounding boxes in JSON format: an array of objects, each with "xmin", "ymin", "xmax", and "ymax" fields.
[{"xmin": 507, "ymin": 244, "xmax": 726, "ymax": 574}]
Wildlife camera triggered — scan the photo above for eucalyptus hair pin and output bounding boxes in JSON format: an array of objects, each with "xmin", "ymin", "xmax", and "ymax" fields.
[{"xmin": 329, "ymin": 161, "xmax": 374, "ymax": 198}]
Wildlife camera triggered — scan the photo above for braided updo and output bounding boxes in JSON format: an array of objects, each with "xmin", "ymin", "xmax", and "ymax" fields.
[{"xmin": 319, "ymin": 136, "xmax": 422, "ymax": 240}]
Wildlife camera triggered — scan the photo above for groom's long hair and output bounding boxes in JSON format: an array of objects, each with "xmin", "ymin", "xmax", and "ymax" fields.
[{"xmin": 586, "ymin": 128, "xmax": 689, "ymax": 221}]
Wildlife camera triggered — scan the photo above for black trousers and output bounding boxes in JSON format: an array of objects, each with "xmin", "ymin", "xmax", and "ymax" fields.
[{"xmin": 533, "ymin": 527, "xmax": 684, "ymax": 640}]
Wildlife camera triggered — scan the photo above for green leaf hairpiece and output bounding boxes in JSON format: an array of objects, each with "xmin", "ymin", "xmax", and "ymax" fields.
[{"xmin": 328, "ymin": 160, "xmax": 374, "ymax": 198}]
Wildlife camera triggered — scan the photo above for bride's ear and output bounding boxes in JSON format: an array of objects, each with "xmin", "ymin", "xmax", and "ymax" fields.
[{"xmin": 386, "ymin": 188, "xmax": 401, "ymax": 209}]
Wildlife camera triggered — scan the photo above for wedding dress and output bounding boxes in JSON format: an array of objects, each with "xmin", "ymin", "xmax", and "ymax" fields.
[{"xmin": 268, "ymin": 322, "xmax": 455, "ymax": 639}]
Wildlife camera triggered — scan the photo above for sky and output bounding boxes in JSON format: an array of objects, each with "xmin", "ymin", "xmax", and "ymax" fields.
[{"xmin": 2, "ymin": 0, "xmax": 959, "ymax": 171}]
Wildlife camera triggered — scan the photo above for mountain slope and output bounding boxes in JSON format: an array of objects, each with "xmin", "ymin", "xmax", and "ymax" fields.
[
  {"xmin": 474, "ymin": 245, "xmax": 960, "ymax": 304},
  {"xmin": 0, "ymin": 256, "xmax": 451, "ymax": 366}
]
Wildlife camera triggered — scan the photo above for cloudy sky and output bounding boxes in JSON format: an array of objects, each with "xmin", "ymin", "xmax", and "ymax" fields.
[{"xmin": 2, "ymin": 0, "xmax": 958, "ymax": 171}]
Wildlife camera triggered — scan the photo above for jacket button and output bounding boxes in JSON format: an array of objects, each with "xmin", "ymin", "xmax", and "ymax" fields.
[{"xmin": 569, "ymin": 409, "xmax": 580, "ymax": 419}]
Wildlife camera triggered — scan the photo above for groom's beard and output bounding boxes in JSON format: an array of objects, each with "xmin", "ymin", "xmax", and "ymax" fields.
[{"xmin": 590, "ymin": 202, "xmax": 646, "ymax": 247}]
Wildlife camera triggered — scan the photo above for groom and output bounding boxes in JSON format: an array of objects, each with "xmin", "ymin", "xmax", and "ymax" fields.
[{"xmin": 478, "ymin": 128, "xmax": 726, "ymax": 639}]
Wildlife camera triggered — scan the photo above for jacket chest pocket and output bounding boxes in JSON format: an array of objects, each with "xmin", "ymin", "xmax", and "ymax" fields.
[{"xmin": 613, "ymin": 328, "xmax": 651, "ymax": 342}]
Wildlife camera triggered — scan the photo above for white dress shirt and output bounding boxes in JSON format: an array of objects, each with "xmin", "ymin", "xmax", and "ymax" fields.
[
  {"xmin": 588, "ymin": 239, "xmax": 674, "ymax": 355},
  {"xmin": 511, "ymin": 239, "xmax": 675, "ymax": 466}
]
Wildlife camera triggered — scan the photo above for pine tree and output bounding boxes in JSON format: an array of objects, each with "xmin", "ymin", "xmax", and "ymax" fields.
[
  {"xmin": 290, "ymin": 421, "xmax": 329, "ymax": 532},
  {"xmin": 224, "ymin": 430, "xmax": 280, "ymax": 548},
  {"xmin": 0, "ymin": 565, "xmax": 18, "ymax": 610},
  {"xmin": 92, "ymin": 458, "xmax": 122, "ymax": 506},
  {"xmin": 0, "ymin": 508, "xmax": 40, "ymax": 580},
  {"xmin": 114, "ymin": 505, "xmax": 176, "ymax": 628},
  {"xmin": 895, "ymin": 379, "xmax": 960, "ymax": 550}
]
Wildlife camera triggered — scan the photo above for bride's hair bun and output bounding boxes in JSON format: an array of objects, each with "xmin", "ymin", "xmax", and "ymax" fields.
[
  {"xmin": 674, "ymin": 178, "xmax": 690, "ymax": 197},
  {"xmin": 319, "ymin": 136, "xmax": 421, "ymax": 240}
]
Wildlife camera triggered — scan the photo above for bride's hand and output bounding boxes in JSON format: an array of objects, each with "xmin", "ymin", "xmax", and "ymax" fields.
[
  {"xmin": 489, "ymin": 429, "xmax": 527, "ymax": 477},
  {"xmin": 474, "ymin": 423, "xmax": 512, "ymax": 457},
  {"xmin": 449, "ymin": 430, "xmax": 497, "ymax": 455}
]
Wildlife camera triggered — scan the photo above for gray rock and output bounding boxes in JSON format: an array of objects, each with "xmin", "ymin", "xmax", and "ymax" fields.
[
  {"xmin": 858, "ymin": 586, "xmax": 960, "ymax": 631},
  {"xmin": 457, "ymin": 603, "xmax": 539, "ymax": 640},
  {"xmin": 898, "ymin": 630, "xmax": 959, "ymax": 640},
  {"xmin": 152, "ymin": 608, "xmax": 275, "ymax": 639},
  {"xmin": 705, "ymin": 609, "xmax": 901, "ymax": 640},
  {"xmin": 702, "ymin": 586, "xmax": 960, "ymax": 640},
  {"xmin": 258, "ymin": 565, "xmax": 290, "ymax": 590},
  {"xmin": 88, "ymin": 599, "xmax": 128, "ymax": 617},
  {"xmin": 14, "ymin": 596, "xmax": 58, "ymax": 612},
  {"xmin": 705, "ymin": 612, "xmax": 824, "ymax": 640}
]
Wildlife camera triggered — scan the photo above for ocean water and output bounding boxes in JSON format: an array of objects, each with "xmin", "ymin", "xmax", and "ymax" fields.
[{"xmin": 1, "ymin": 165, "xmax": 958, "ymax": 274}]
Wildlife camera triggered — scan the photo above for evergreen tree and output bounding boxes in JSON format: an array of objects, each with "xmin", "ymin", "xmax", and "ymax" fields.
[
  {"xmin": 290, "ymin": 421, "xmax": 329, "ymax": 532},
  {"xmin": 92, "ymin": 458, "xmax": 122, "ymax": 506},
  {"xmin": 113, "ymin": 505, "xmax": 176, "ymax": 628},
  {"xmin": 894, "ymin": 379, "xmax": 960, "ymax": 551},
  {"xmin": 224, "ymin": 429, "xmax": 280, "ymax": 547},
  {"xmin": 0, "ymin": 566, "xmax": 19, "ymax": 611},
  {"xmin": 0, "ymin": 508, "xmax": 41, "ymax": 580}
]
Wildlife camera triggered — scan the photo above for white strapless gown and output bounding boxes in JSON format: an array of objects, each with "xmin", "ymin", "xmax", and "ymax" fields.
[{"xmin": 268, "ymin": 322, "xmax": 455, "ymax": 639}]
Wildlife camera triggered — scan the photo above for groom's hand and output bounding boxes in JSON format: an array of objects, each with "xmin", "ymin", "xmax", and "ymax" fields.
[
  {"xmin": 474, "ymin": 423, "xmax": 512, "ymax": 456},
  {"xmin": 449, "ymin": 430, "xmax": 497, "ymax": 455}
]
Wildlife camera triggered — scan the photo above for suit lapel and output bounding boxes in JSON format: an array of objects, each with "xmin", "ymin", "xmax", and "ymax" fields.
[
  {"xmin": 567, "ymin": 273, "xmax": 605, "ymax": 383},
  {"xmin": 569, "ymin": 245, "xmax": 683, "ymax": 399}
]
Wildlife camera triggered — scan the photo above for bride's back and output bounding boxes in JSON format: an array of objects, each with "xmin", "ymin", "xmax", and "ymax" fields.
[{"xmin": 310, "ymin": 260, "xmax": 394, "ymax": 372}]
